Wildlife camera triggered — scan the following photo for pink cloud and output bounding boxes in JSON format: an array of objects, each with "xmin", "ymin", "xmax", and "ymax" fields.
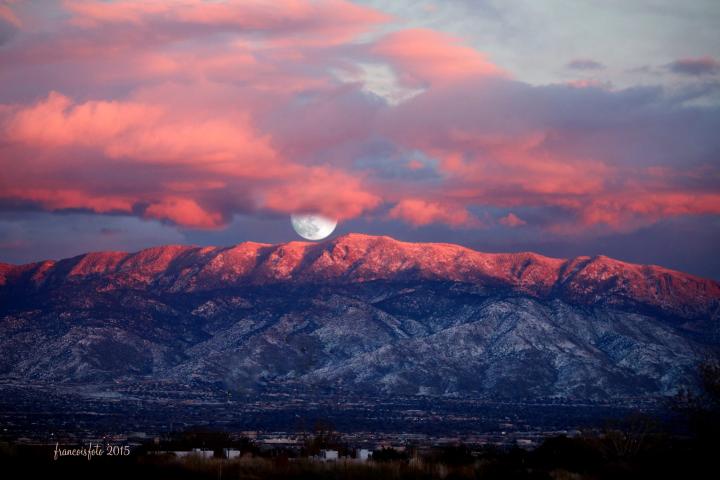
[
  {"xmin": 578, "ymin": 192, "xmax": 720, "ymax": 230},
  {"xmin": 406, "ymin": 159, "xmax": 425, "ymax": 170},
  {"xmin": 64, "ymin": 0, "xmax": 389, "ymax": 45},
  {"xmin": 499, "ymin": 213, "xmax": 526, "ymax": 227},
  {"xmin": 0, "ymin": 87, "xmax": 380, "ymax": 227},
  {"xmin": 5, "ymin": 91, "xmax": 278, "ymax": 173},
  {"xmin": 0, "ymin": 3, "xmax": 20, "ymax": 27},
  {"xmin": 565, "ymin": 79, "xmax": 611, "ymax": 89},
  {"xmin": 1, "ymin": 187, "xmax": 135, "ymax": 214},
  {"xmin": 389, "ymin": 199, "xmax": 478, "ymax": 227},
  {"xmin": 262, "ymin": 167, "xmax": 381, "ymax": 220},
  {"xmin": 371, "ymin": 28, "xmax": 505, "ymax": 86},
  {"xmin": 6, "ymin": 91, "xmax": 163, "ymax": 147},
  {"xmin": 0, "ymin": 1, "xmax": 718, "ymax": 236},
  {"xmin": 144, "ymin": 197, "xmax": 224, "ymax": 229},
  {"xmin": 667, "ymin": 56, "xmax": 720, "ymax": 76},
  {"xmin": 377, "ymin": 77, "xmax": 720, "ymax": 230}
]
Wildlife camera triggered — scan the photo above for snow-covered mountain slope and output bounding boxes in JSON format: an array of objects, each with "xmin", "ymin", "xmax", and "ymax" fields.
[{"xmin": 1, "ymin": 234, "xmax": 717, "ymax": 400}]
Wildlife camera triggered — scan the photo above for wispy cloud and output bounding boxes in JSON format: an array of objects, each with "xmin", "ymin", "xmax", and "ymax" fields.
[
  {"xmin": 667, "ymin": 56, "xmax": 720, "ymax": 76},
  {"xmin": 566, "ymin": 58, "xmax": 605, "ymax": 71}
]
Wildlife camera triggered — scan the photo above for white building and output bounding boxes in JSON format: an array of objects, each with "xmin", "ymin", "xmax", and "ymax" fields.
[
  {"xmin": 320, "ymin": 449, "xmax": 338, "ymax": 461},
  {"xmin": 190, "ymin": 448, "xmax": 214, "ymax": 459},
  {"xmin": 224, "ymin": 449, "xmax": 242, "ymax": 459},
  {"xmin": 356, "ymin": 449, "xmax": 370, "ymax": 461}
]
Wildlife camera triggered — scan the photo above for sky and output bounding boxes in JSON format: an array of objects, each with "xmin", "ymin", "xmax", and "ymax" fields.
[{"xmin": 0, "ymin": 0, "xmax": 719, "ymax": 279}]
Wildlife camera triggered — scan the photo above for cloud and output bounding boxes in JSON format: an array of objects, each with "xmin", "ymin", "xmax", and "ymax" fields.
[
  {"xmin": 370, "ymin": 28, "xmax": 505, "ymax": 87},
  {"xmin": 99, "ymin": 227, "xmax": 123, "ymax": 235},
  {"xmin": 0, "ymin": 2, "xmax": 20, "ymax": 46},
  {"xmin": 379, "ymin": 77, "xmax": 720, "ymax": 230},
  {"xmin": 389, "ymin": 199, "xmax": 478, "ymax": 227},
  {"xmin": 261, "ymin": 167, "xmax": 382, "ymax": 220},
  {"xmin": 0, "ymin": 3, "xmax": 20, "ymax": 28},
  {"xmin": 0, "ymin": 89, "xmax": 287, "ymax": 228},
  {"xmin": 0, "ymin": 187, "xmax": 135, "ymax": 214},
  {"xmin": 0, "ymin": 82, "xmax": 385, "ymax": 228},
  {"xmin": 499, "ymin": 213, "xmax": 526, "ymax": 227},
  {"xmin": 143, "ymin": 197, "xmax": 224, "ymax": 229},
  {"xmin": 6, "ymin": 92, "xmax": 164, "ymax": 149},
  {"xmin": 566, "ymin": 58, "xmax": 605, "ymax": 71},
  {"xmin": 0, "ymin": 0, "xmax": 718, "ymax": 236},
  {"xmin": 565, "ymin": 79, "xmax": 612, "ymax": 89},
  {"xmin": 0, "ymin": 89, "xmax": 382, "ymax": 228},
  {"xmin": 64, "ymin": 0, "xmax": 389, "ymax": 45},
  {"xmin": 667, "ymin": 56, "xmax": 720, "ymax": 76}
]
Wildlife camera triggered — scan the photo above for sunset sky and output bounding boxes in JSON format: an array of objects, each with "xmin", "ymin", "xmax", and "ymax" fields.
[{"xmin": 1, "ymin": 0, "xmax": 719, "ymax": 278}]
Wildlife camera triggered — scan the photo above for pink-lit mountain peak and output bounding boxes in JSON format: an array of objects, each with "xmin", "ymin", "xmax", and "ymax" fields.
[
  {"xmin": 1, "ymin": 234, "xmax": 718, "ymax": 319},
  {"xmin": 0, "ymin": 234, "xmax": 703, "ymax": 280},
  {"xmin": 0, "ymin": 234, "xmax": 684, "ymax": 276}
]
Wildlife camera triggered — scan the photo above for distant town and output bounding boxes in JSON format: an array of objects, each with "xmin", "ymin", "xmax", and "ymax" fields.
[{"xmin": 0, "ymin": 378, "xmax": 662, "ymax": 450}]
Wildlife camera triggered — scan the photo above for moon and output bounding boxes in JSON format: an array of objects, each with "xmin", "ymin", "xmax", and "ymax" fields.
[{"xmin": 290, "ymin": 213, "xmax": 337, "ymax": 241}]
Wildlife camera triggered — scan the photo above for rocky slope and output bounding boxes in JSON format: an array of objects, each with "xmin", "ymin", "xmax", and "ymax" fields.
[{"xmin": 0, "ymin": 234, "xmax": 718, "ymax": 401}]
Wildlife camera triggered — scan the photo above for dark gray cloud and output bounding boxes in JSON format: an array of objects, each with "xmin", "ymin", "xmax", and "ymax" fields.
[
  {"xmin": 0, "ymin": 16, "xmax": 18, "ymax": 46},
  {"xmin": 566, "ymin": 58, "xmax": 605, "ymax": 70},
  {"xmin": 0, "ymin": 212, "xmax": 184, "ymax": 264},
  {"xmin": 667, "ymin": 56, "xmax": 720, "ymax": 76}
]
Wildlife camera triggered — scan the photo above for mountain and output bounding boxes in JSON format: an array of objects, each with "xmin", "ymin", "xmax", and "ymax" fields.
[{"xmin": 1, "ymin": 233, "xmax": 718, "ymax": 401}]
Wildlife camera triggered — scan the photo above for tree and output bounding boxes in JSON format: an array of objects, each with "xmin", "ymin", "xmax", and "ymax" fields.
[{"xmin": 302, "ymin": 419, "xmax": 346, "ymax": 456}]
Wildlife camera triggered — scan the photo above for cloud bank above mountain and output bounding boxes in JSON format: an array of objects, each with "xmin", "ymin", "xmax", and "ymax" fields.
[{"xmin": 0, "ymin": 0, "xmax": 718, "ymax": 277}]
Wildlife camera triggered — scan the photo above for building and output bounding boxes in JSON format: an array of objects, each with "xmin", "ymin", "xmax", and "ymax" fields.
[
  {"xmin": 172, "ymin": 450, "xmax": 193, "ymax": 458},
  {"xmin": 224, "ymin": 449, "xmax": 242, "ymax": 459},
  {"xmin": 320, "ymin": 449, "xmax": 338, "ymax": 461},
  {"xmin": 176, "ymin": 448, "xmax": 213, "ymax": 459},
  {"xmin": 356, "ymin": 449, "xmax": 370, "ymax": 461}
]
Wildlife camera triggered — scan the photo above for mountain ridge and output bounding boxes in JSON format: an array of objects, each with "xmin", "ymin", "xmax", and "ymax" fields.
[
  {"xmin": 1, "ymin": 233, "xmax": 718, "ymax": 321},
  {"xmin": 0, "ymin": 232, "xmax": 710, "ymax": 277},
  {"xmin": 2, "ymin": 233, "xmax": 712, "ymax": 282},
  {"xmin": 1, "ymin": 233, "xmax": 718, "ymax": 400}
]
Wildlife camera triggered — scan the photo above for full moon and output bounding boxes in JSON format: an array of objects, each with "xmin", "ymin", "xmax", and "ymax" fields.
[{"xmin": 290, "ymin": 213, "xmax": 337, "ymax": 241}]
